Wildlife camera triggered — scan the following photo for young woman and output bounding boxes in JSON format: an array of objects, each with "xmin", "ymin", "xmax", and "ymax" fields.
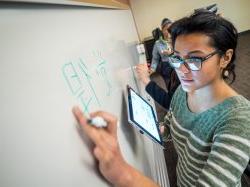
[{"xmin": 73, "ymin": 11, "xmax": 250, "ymax": 187}]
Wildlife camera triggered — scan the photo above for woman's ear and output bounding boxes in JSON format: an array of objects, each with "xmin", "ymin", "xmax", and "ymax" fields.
[{"xmin": 220, "ymin": 49, "xmax": 234, "ymax": 68}]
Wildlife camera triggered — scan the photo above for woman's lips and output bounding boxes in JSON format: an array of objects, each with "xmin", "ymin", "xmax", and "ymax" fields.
[{"xmin": 181, "ymin": 78, "xmax": 194, "ymax": 84}]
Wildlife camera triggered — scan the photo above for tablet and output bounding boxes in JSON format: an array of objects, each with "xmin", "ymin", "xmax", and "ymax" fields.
[{"xmin": 127, "ymin": 85, "xmax": 163, "ymax": 145}]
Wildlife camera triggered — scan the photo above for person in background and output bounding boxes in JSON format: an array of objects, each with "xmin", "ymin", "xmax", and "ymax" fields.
[
  {"xmin": 150, "ymin": 18, "xmax": 174, "ymax": 89},
  {"xmin": 73, "ymin": 11, "xmax": 250, "ymax": 187},
  {"xmin": 135, "ymin": 19, "xmax": 180, "ymax": 110}
]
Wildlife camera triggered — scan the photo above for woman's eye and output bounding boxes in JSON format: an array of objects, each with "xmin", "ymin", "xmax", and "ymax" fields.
[
  {"xmin": 189, "ymin": 56, "xmax": 201, "ymax": 59},
  {"xmin": 173, "ymin": 55, "xmax": 182, "ymax": 60},
  {"xmin": 187, "ymin": 57, "xmax": 202, "ymax": 62}
]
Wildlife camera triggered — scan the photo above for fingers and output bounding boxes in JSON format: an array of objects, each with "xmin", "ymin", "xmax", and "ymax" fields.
[
  {"xmin": 72, "ymin": 106, "xmax": 119, "ymax": 146},
  {"xmin": 93, "ymin": 141, "xmax": 118, "ymax": 168},
  {"xmin": 160, "ymin": 125, "xmax": 165, "ymax": 135},
  {"xmin": 136, "ymin": 63, "xmax": 148, "ymax": 71},
  {"xmin": 72, "ymin": 106, "xmax": 108, "ymax": 148},
  {"xmin": 136, "ymin": 65, "xmax": 148, "ymax": 74},
  {"xmin": 93, "ymin": 135, "xmax": 118, "ymax": 161},
  {"xmin": 136, "ymin": 66, "xmax": 150, "ymax": 76},
  {"xmin": 72, "ymin": 106, "xmax": 87, "ymax": 126},
  {"xmin": 135, "ymin": 64, "xmax": 151, "ymax": 85},
  {"xmin": 90, "ymin": 111, "xmax": 118, "ymax": 137},
  {"xmin": 73, "ymin": 107, "xmax": 128, "ymax": 182},
  {"xmin": 93, "ymin": 147, "xmax": 103, "ymax": 160},
  {"xmin": 93, "ymin": 146, "xmax": 112, "ymax": 165}
]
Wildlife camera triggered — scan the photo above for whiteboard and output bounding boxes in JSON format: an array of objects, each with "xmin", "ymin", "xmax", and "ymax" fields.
[
  {"xmin": 1, "ymin": 0, "xmax": 130, "ymax": 9},
  {"xmin": 0, "ymin": 3, "xmax": 169, "ymax": 187}
]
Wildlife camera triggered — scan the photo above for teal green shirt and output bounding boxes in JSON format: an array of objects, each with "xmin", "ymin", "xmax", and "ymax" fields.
[{"xmin": 169, "ymin": 86, "xmax": 250, "ymax": 187}]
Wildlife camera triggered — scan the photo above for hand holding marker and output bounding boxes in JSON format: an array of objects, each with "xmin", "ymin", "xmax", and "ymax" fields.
[
  {"xmin": 87, "ymin": 116, "xmax": 107, "ymax": 128},
  {"xmin": 72, "ymin": 107, "xmax": 108, "ymax": 128}
]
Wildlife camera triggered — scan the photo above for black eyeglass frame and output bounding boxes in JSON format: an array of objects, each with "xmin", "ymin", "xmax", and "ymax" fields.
[{"xmin": 168, "ymin": 50, "xmax": 221, "ymax": 71}]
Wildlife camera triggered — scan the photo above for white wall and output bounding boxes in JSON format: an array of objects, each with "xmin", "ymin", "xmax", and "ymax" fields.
[{"xmin": 130, "ymin": 0, "xmax": 250, "ymax": 40}]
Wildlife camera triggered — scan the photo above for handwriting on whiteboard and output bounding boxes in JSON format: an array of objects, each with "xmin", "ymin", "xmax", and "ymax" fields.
[{"xmin": 62, "ymin": 50, "xmax": 112, "ymax": 114}]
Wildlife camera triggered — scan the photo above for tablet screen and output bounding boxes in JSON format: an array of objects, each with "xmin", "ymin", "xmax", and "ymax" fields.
[{"xmin": 127, "ymin": 86, "xmax": 162, "ymax": 145}]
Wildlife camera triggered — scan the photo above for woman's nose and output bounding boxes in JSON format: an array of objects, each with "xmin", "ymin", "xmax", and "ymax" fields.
[{"xmin": 179, "ymin": 63, "xmax": 190, "ymax": 74}]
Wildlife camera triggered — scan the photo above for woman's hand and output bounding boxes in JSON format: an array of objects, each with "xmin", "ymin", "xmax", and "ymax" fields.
[
  {"xmin": 72, "ymin": 107, "xmax": 159, "ymax": 187},
  {"xmin": 72, "ymin": 107, "xmax": 131, "ymax": 186},
  {"xmin": 135, "ymin": 63, "xmax": 151, "ymax": 85},
  {"xmin": 161, "ymin": 48, "xmax": 172, "ymax": 55}
]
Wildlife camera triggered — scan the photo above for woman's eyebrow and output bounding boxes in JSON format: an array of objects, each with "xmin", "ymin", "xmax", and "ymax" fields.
[
  {"xmin": 173, "ymin": 50, "xmax": 205, "ymax": 55},
  {"xmin": 188, "ymin": 50, "xmax": 205, "ymax": 55},
  {"xmin": 173, "ymin": 50, "xmax": 180, "ymax": 54}
]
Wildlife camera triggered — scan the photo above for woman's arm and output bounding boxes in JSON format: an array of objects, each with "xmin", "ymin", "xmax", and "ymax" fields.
[
  {"xmin": 135, "ymin": 63, "xmax": 175, "ymax": 110},
  {"xmin": 145, "ymin": 81, "xmax": 174, "ymax": 110}
]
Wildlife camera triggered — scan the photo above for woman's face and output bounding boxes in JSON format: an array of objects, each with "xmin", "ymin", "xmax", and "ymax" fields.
[
  {"xmin": 173, "ymin": 33, "xmax": 222, "ymax": 93},
  {"xmin": 162, "ymin": 24, "xmax": 171, "ymax": 39}
]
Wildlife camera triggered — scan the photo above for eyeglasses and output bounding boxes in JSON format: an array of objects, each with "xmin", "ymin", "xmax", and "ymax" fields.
[{"xmin": 168, "ymin": 50, "xmax": 220, "ymax": 71}]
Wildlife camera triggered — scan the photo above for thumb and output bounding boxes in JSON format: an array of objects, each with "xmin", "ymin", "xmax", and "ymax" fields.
[{"xmin": 160, "ymin": 125, "xmax": 165, "ymax": 135}]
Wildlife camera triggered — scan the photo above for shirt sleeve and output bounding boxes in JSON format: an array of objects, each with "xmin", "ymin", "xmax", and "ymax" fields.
[
  {"xmin": 145, "ymin": 81, "xmax": 174, "ymax": 110},
  {"xmin": 150, "ymin": 42, "xmax": 161, "ymax": 71},
  {"xmin": 196, "ymin": 114, "xmax": 250, "ymax": 187}
]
